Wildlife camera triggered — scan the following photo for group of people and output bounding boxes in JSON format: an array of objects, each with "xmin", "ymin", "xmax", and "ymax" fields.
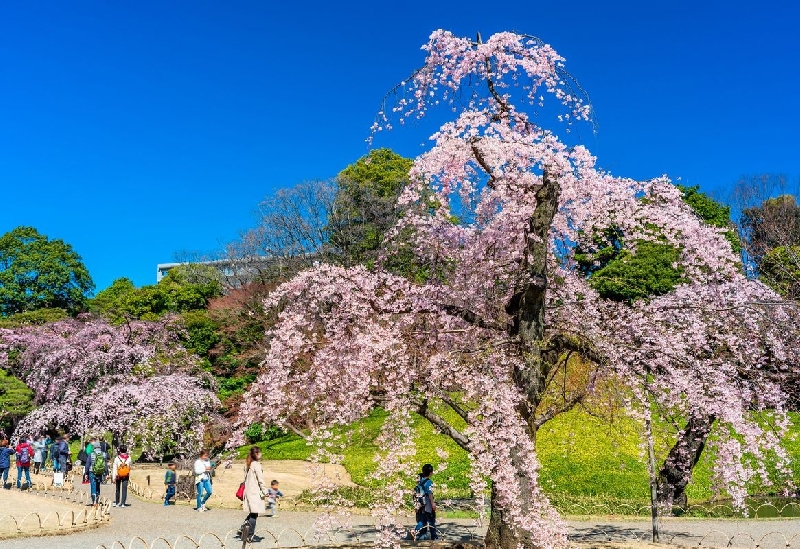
[
  {"xmin": 0, "ymin": 434, "xmax": 73, "ymax": 489},
  {"xmin": 0, "ymin": 433, "xmax": 133, "ymax": 508},
  {"xmin": 78, "ymin": 436, "xmax": 133, "ymax": 507},
  {"xmin": 1, "ymin": 432, "xmax": 436, "ymax": 543}
]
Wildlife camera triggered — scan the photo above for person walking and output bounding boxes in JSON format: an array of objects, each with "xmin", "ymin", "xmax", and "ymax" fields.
[
  {"xmin": 111, "ymin": 446, "xmax": 132, "ymax": 507},
  {"xmin": 0, "ymin": 438, "xmax": 14, "ymax": 489},
  {"xmin": 83, "ymin": 445, "xmax": 106, "ymax": 507},
  {"xmin": 413, "ymin": 463, "xmax": 438, "ymax": 540},
  {"xmin": 193, "ymin": 450, "xmax": 213, "ymax": 511},
  {"xmin": 14, "ymin": 436, "xmax": 34, "ymax": 489},
  {"xmin": 163, "ymin": 461, "xmax": 177, "ymax": 506},
  {"xmin": 238, "ymin": 446, "xmax": 268, "ymax": 543}
]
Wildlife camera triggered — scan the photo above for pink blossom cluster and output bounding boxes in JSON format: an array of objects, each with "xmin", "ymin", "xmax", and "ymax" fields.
[{"xmin": 0, "ymin": 316, "xmax": 219, "ymax": 457}]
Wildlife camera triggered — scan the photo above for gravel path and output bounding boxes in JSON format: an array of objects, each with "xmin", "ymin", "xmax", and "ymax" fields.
[{"xmin": 3, "ymin": 485, "xmax": 800, "ymax": 548}]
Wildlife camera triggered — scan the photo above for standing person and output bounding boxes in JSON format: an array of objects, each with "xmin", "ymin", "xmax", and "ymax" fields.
[
  {"xmin": 99, "ymin": 438, "xmax": 110, "ymax": 483},
  {"xmin": 32, "ymin": 436, "xmax": 46, "ymax": 475},
  {"xmin": 111, "ymin": 446, "xmax": 132, "ymax": 507},
  {"xmin": 14, "ymin": 436, "xmax": 34, "ymax": 490},
  {"xmin": 0, "ymin": 438, "xmax": 14, "ymax": 489},
  {"xmin": 193, "ymin": 450, "xmax": 213, "ymax": 511},
  {"xmin": 83, "ymin": 445, "xmax": 106, "ymax": 507},
  {"xmin": 78, "ymin": 439, "xmax": 93, "ymax": 466},
  {"xmin": 238, "ymin": 446, "xmax": 268, "ymax": 543},
  {"xmin": 265, "ymin": 480, "xmax": 283, "ymax": 517},
  {"xmin": 163, "ymin": 461, "xmax": 177, "ymax": 506},
  {"xmin": 49, "ymin": 439, "xmax": 60, "ymax": 472},
  {"xmin": 413, "ymin": 463, "xmax": 438, "ymax": 540},
  {"xmin": 57, "ymin": 435, "xmax": 70, "ymax": 474}
]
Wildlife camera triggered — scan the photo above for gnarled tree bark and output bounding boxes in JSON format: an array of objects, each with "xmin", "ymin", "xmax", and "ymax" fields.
[{"xmin": 656, "ymin": 414, "xmax": 715, "ymax": 512}]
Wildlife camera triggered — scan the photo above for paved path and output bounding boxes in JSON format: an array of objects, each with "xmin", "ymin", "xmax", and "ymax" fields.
[
  {"xmin": 568, "ymin": 517, "xmax": 800, "ymax": 547},
  {"xmin": 3, "ymin": 485, "xmax": 800, "ymax": 548}
]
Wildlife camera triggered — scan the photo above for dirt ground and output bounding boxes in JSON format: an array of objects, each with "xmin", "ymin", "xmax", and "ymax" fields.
[
  {"xmin": 126, "ymin": 459, "xmax": 355, "ymax": 508},
  {"xmin": 0, "ymin": 485, "xmax": 108, "ymax": 538}
]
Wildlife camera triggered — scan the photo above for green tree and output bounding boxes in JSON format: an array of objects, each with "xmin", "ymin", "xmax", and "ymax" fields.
[
  {"xmin": 0, "ymin": 307, "xmax": 69, "ymax": 328},
  {"xmin": 0, "ymin": 369, "xmax": 34, "ymax": 435},
  {"xmin": 0, "ymin": 226, "xmax": 94, "ymax": 316},
  {"xmin": 90, "ymin": 266, "xmax": 222, "ymax": 322},
  {"xmin": 327, "ymin": 148, "xmax": 413, "ymax": 266},
  {"xmin": 678, "ymin": 184, "xmax": 741, "ymax": 252}
]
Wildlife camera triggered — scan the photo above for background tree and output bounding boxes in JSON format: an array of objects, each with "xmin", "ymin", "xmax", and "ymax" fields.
[
  {"xmin": 0, "ymin": 368, "xmax": 34, "ymax": 435},
  {"xmin": 235, "ymin": 31, "xmax": 797, "ymax": 549},
  {"xmin": 227, "ymin": 179, "xmax": 337, "ymax": 281},
  {"xmin": 90, "ymin": 266, "xmax": 222, "ymax": 322},
  {"xmin": 0, "ymin": 316, "xmax": 219, "ymax": 457},
  {"xmin": 0, "ymin": 226, "xmax": 94, "ymax": 316},
  {"xmin": 734, "ymin": 175, "xmax": 800, "ymax": 298},
  {"xmin": 327, "ymin": 148, "xmax": 413, "ymax": 266},
  {"xmin": 576, "ymin": 185, "xmax": 747, "ymax": 510}
]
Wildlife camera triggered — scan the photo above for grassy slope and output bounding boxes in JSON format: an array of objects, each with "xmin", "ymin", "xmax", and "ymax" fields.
[{"xmin": 245, "ymin": 409, "xmax": 800, "ymax": 505}]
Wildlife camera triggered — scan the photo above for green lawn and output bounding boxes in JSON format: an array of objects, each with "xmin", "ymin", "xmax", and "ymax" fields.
[{"xmin": 242, "ymin": 408, "xmax": 800, "ymax": 509}]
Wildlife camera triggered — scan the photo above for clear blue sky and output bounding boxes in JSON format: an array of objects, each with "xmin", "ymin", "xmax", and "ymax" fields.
[{"xmin": 1, "ymin": 1, "xmax": 798, "ymax": 292}]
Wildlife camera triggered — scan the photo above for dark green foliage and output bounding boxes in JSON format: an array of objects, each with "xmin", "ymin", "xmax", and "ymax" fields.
[
  {"xmin": 244, "ymin": 422, "xmax": 285, "ymax": 444},
  {"xmin": 216, "ymin": 371, "xmax": 256, "ymax": 401},
  {"xmin": 180, "ymin": 310, "xmax": 220, "ymax": 357},
  {"xmin": 0, "ymin": 369, "xmax": 34, "ymax": 435},
  {"xmin": 0, "ymin": 226, "xmax": 95, "ymax": 316},
  {"xmin": 577, "ymin": 185, "xmax": 736, "ymax": 302},
  {"xmin": 587, "ymin": 242, "xmax": 684, "ymax": 302}
]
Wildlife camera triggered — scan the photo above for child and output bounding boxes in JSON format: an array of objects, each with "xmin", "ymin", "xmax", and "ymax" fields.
[
  {"xmin": 164, "ymin": 461, "xmax": 177, "ymax": 506},
  {"xmin": 265, "ymin": 480, "xmax": 283, "ymax": 517}
]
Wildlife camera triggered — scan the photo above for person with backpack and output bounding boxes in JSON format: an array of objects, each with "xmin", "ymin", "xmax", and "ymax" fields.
[
  {"xmin": 83, "ymin": 445, "xmax": 106, "ymax": 507},
  {"xmin": 77, "ymin": 440, "xmax": 92, "ymax": 466},
  {"xmin": 412, "ymin": 463, "xmax": 438, "ymax": 540},
  {"xmin": 0, "ymin": 438, "xmax": 14, "ymax": 489},
  {"xmin": 111, "ymin": 445, "xmax": 132, "ymax": 507},
  {"xmin": 14, "ymin": 436, "xmax": 34, "ymax": 489}
]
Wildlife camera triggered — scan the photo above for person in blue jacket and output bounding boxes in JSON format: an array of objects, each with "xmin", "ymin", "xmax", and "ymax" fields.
[{"xmin": 0, "ymin": 437, "xmax": 14, "ymax": 489}]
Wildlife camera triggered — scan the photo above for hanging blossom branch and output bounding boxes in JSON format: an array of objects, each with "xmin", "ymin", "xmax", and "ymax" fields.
[{"xmin": 236, "ymin": 30, "xmax": 800, "ymax": 549}]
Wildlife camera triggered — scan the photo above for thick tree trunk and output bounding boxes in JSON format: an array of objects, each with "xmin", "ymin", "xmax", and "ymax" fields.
[
  {"xmin": 484, "ymin": 170, "xmax": 560, "ymax": 549},
  {"xmin": 485, "ymin": 448, "xmax": 538, "ymax": 549},
  {"xmin": 656, "ymin": 414, "xmax": 715, "ymax": 512}
]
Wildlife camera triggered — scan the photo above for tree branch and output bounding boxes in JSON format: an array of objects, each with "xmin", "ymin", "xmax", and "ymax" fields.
[{"xmin": 416, "ymin": 398, "xmax": 471, "ymax": 452}]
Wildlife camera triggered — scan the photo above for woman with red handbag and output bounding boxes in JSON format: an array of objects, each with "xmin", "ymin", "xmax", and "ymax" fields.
[{"xmin": 237, "ymin": 447, "xmax": 268, "ymax": 543}]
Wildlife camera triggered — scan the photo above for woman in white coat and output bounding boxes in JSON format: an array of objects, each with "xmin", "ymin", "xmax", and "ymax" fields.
[{"xmin": 239, "ymin": 446, "xmax": 268, "ymax": 543}]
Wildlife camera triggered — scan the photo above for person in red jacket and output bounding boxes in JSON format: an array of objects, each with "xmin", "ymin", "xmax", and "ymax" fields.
[{"xmin": 14, "ymin": 436, "xmax": 34, "ymax": 489}]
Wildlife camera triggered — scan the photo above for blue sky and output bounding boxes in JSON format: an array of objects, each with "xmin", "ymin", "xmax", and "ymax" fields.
[{"xmin": 1, "ymin": 1, "xmax": 798, "ymax": 292}]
